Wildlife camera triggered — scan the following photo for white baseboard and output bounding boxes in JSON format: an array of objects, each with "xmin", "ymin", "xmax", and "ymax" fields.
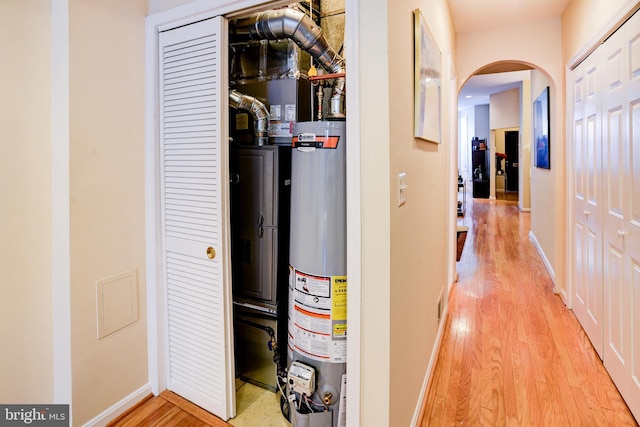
[
  {"xmin": 82, "ymin": 383, "xmax": 152, "ymax": 427},
  {"xmin": 410, "ymin": 301, "xmax": 450, "ymax": 426},
  {"xmin": 528, "ymin": 231, "xmax": 555, "ymax": 283},
  {"xmin": 556, "ymin": 287, "xmax": 568, "ymax": 305}
]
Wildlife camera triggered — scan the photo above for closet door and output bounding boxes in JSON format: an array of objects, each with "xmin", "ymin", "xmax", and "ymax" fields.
[
  {"xmin": 572, "ymin": 51, "xmax": 604, "ymax": 357},
  {"xmin": 602, "ymin": 10, "xmax": 640, "ymax": 419},
  {"xmin": 158, "ymin": 16, "xmax": 234, "ymax": 419},
  {"xmin": 625, "ymin": 12, "xmax": 640, "ymax": 417}
]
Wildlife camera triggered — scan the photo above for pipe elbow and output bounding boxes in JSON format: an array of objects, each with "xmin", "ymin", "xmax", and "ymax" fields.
[
  {"xmin": 233, "ymin": 8, "xmax": 347, "ymax": 118},
  {"xmin": 229, "ymin": 89, "xmax": 270, "ymax": 145}
]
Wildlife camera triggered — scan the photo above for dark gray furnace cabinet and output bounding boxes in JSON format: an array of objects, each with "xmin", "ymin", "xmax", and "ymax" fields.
[{"xmin": 230, "ymin": 145, "xmax": 291, "ymax": 391}]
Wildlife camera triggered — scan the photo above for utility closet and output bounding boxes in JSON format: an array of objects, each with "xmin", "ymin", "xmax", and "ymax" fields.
[{"xmin": 227, "ymin": 1, "xmax": 347, "ymax": 426}]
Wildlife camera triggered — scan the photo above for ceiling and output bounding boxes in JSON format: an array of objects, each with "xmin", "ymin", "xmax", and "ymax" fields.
[
  {"xmin": 450, "ymin": 0, "xmax": 571, "ymax": 110},
  {"xmin": 457, "ymin": 70, "xmax": 530, "ymax": 110},
  {"xmin": 448, "ymin": 0, "xmax": 571, "ymax": 34}
]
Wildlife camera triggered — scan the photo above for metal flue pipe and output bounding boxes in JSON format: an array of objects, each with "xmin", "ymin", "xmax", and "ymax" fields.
[
  {"xmin": 233, "ymin": 8, "xmax": 346, "ymax": 118},
  {"xmin": 229, "ymin": 89, "xmax": 270, "ymax": 145}
]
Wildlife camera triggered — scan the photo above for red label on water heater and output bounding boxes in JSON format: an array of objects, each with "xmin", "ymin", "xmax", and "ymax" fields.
[{"xmin": 292, "ymin": 133, "xmax": 340, "ymax": 149}]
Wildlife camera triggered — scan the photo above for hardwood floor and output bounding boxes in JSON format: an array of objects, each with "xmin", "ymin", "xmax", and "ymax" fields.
[
  {"xmin": 420, "ymin": 198, "xmax": 639, "ymax": 426},
  {"xmin": 108, "ymin": 391, "xmax": 231, "ymax": 427},
  {"xmin": 110, "ymin": 196, "xmax": 638, "ymax": 426}
]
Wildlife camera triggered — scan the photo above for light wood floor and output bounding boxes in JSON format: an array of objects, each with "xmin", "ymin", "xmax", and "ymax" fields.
[
  {"xmin": 421, "ymin": 198, "xmax": 639, "ymax": 426},
  {"xmin": 110, "ymin": 196, "xmax": 638, "ymax": 426},
  {"xmin": 108, "ymin": 390, "xmax": 231, "ymax": 427}
]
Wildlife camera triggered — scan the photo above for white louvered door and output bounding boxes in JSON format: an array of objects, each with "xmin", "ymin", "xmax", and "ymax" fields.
[{"xmin": 158, "ymin": 16, "xmax": 234, "ymax": 419}]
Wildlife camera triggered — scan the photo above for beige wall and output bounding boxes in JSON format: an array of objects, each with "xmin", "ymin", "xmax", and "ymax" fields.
[
  {"xmin": 457, "ymin": 18, "xmax": 565, "ymax": 292},
  {"xmin": 489, "ymin": 89, "xmax": 520, "ymax": 199},
  {"xmin": 520, "ymin": 78, "xmax": 532, "ymax": 211},
  {"xmin": 561, "ymin": 0, "xmax": 632, "ymax": 63},
  {"xmin": 529, "ymin": 70, "xmax": 561, "ymax": 285},
  {"xmin": 457, "ymin": 18, "xmax": 563, "ymax": 88},
  {"xmin": 69, "ymin": 0, "xmax": 149, "ymax": 424},
  {"xmin": 0, "ymin": 0, "xmax": 54, "ymax": 404},
  {"xmin": 490, "ymin": 88, "xmax": 519, "ymax": 130},
  {"xmin": 386, "ymin": 0, "xmax": 456, "ymax": 425}
]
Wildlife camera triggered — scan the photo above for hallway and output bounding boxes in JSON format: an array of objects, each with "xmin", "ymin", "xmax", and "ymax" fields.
[{"xmin": 421, "ymin": 198, "xmax": 638, "ymax": 426}]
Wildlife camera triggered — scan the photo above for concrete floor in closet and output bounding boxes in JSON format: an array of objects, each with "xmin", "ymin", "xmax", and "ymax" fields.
[{"xmin": 230, "ymin": 379, "xmax": 289, "ymax": 427}]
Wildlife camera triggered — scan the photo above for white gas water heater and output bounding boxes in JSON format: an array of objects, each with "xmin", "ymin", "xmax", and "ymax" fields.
[
  {"xmin": 233, "ymin": 7, "xmax": 347, "ymax": 426},
  {"xmin": 287, "ymin": 120, "xmax": 347, "ymax": 427}
]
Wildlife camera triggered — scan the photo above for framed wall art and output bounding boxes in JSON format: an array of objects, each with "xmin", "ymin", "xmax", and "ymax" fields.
[
  {"xmin": 534, "ymin": 86, "xmax": 550, "ymax": 169},
  {"xmin": 413, "ymin": 8, "xmax": 442, "ymax": 143}
]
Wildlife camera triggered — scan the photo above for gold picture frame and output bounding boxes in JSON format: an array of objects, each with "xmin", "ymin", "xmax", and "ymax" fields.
[{"xmin": 414, "ymin": 9, "xmax": 442, "ymax": 143}]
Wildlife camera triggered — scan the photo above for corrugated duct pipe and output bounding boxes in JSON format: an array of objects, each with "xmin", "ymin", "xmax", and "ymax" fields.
[
  {"xmin": 229, "ymin": 89, "xmax": 270, "ymax": 145},
  {"xmin": 233, "ymin": 8, "xmax": 346, "ymax": 118}
]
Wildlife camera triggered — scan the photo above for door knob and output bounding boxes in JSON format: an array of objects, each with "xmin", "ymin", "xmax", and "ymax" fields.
[
  {"xmin": 616, "ymin": 230, "xmax": 629, "ymax": 238},
  {"xmin": 206, "ymin": 247, "xmax": 216, "ymax": 259},
  {"xmin": 583, "ymin": 210, "xmax": 591, "ymax": 216}
]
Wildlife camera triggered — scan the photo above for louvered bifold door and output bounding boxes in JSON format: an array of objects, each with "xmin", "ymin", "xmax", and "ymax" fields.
[{"xmin": 158, "ymin": 16, "xmax": 234, "ymax": 420}]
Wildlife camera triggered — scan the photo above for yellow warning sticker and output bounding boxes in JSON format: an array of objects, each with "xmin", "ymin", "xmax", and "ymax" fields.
[
  {"xmin": 333, "ymin": 323, "xmax": 347, "ymax": 337},
  {"xmin": 332, "ymin": 276, "xmax": 347, "ymax": 321}
]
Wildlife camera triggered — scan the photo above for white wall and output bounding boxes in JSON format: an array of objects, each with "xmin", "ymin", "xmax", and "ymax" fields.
[
  {"xmin": 458, "ymin": 106, "xmax": 475, "ymax": 181},
  {"xmin": 474, "ymin": 104, "xmax": 490, "ymax": 140},
  {"xmin": 0, "ymin": 0, "xmax": 54, "ymax": 403}
]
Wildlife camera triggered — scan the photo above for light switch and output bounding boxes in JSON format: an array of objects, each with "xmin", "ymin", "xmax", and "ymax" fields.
[{"xmin": 398, "ymin": 172, "xmax": 407, "ymax": 207}]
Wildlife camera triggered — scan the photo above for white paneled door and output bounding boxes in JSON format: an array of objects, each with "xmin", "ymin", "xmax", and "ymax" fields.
[
  {"xmin": 158, "ymin": 16, "xmax": 234, "ymax": 420},
  {"xmin": 572, "ymin": 48, "xmax": 604, "ymax": 358},
  {"xmin": 571, "ymin": 9, "xmax": 640, "ymax": 422},
  {"xmin": 602, "ymin": 10, "xmax": 640, "ymax": 420}
]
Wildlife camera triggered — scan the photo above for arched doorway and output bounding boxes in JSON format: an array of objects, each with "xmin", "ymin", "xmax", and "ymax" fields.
[{"xmin": 457, "ymin": 61, "xmax": 536, "ymax": 210}]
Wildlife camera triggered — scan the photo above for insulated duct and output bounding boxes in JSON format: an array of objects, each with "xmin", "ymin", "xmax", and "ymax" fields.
[
  {"xmin": 233, "ymin": 8, "xmax": 346, "ymax": 118},
  {"xmin": 229, "ymin": 89, "xmax": 270, "ymax": 145}
]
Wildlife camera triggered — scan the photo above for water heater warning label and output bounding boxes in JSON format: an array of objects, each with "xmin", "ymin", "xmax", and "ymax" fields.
[{"xmin": 289, "ymin": 266, "xmax": 347, "ymax": 362}]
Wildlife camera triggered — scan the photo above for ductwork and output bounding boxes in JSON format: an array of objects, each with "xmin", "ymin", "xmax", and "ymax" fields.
[
  {"xmin": 233, "ymin": 8, "xmax": 346, "ymax": 118},
  {"xmin": 229, "ymin": 89, "xmax": 270, "ymax": 145}
]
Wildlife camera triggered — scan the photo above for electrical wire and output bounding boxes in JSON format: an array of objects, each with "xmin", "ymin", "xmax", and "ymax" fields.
[
  {"xmin": 276, "ymin": 372, "xmax": 285, "ymax": 397},
  {"xmin": 303, "ymin": 395, "xmax": 315, "ymax": 413}
]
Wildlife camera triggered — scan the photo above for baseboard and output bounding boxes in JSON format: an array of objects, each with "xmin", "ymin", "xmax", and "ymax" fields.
[
  {"xmin": 556, "ymin": 287, "xmax": 568, "ymax": 305},
  {"xmin": 411, "ymin": 301, "xmax": 450, "ymax": 426},
  {"xmin": 81, "ymin": 383, "xmax": 152, "ymax": 427},
  {"xmin": 528, "ymin": 231, "xmax": 556, "ymax": 283}
]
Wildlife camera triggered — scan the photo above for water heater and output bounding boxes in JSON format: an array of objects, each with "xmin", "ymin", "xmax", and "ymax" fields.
[{"xmin": 288, "ymin": 120, "xmax": 346, "ymax": 427}]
